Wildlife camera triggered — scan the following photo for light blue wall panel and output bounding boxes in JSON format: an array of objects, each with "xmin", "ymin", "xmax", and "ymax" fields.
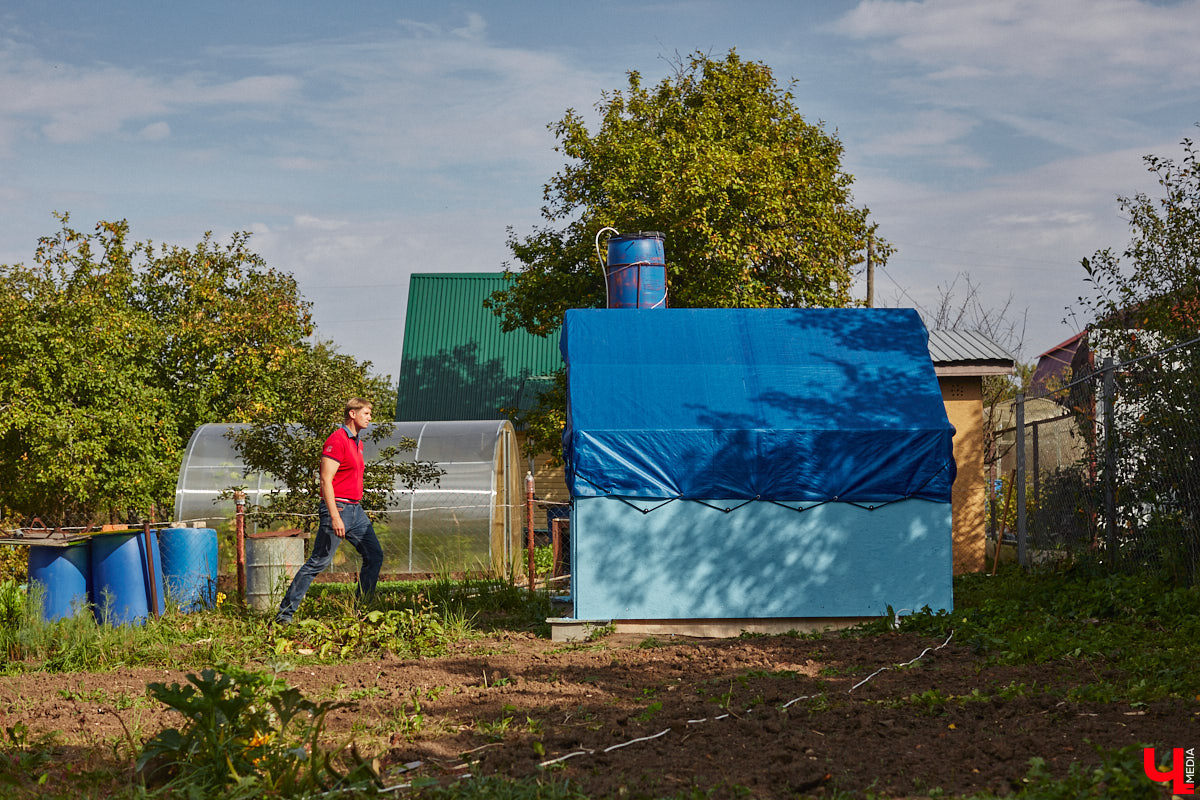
[{"xmin": 571, "ymin": 497, "xmax": 953, "ymax": 620}]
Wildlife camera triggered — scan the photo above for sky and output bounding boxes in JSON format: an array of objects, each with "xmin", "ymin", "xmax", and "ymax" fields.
[{"xmin": 3, "ymin": 0, "xmax": 1199, "ymax": 381}]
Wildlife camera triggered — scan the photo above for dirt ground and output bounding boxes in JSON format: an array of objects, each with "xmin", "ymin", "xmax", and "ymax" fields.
[{"xmin": 2, "ymin": 629, "xmax": 1196, "ymax": 798}]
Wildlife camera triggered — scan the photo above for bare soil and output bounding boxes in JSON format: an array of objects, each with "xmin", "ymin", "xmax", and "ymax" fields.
[{"xmin": 2, "ymin": 629, "xmax": 1196, "ymax": 797}]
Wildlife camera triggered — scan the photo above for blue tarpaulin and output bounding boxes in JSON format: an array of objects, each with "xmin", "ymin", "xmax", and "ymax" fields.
[{"xmin": 561, "ymin": 307, "xmax": 955, "ymax": 504}]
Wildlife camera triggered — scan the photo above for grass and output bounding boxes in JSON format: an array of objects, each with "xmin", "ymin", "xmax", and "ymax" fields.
[
  {"xmin": 1, "ymin": 569, "xmax": 555, "ymax": 675},
  {"xmin": 888, "ymin": 562, "xmax": 1200, "ymax": 702},
  {"xmin": 2, "ymin": 563, "xmax": 1198, "ymax": 798}
]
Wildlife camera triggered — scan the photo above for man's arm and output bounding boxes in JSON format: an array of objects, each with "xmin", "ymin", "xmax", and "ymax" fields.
[{"xmin": 319, "ymin": 455, "xmax": 345, "ymax": 538}]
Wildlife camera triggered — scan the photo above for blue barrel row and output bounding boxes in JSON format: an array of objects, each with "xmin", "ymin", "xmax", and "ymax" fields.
[{"xmin": 26, "ymin": 527, "xmax": 218, "ymax": 625}]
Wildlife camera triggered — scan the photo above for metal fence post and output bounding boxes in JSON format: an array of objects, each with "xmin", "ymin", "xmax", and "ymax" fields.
[
  {"xmin": 526, "ymin": 472, "xmax": 536, "ymax": 592},
  {"xmin": 235, "ymin": 491, "xmax": 246, "ymax": 602},
  {"xmin": 1102, "ymin": 356, "xmax": 1117, "ymax": 564},
  {"xmin": 1031, "ymin": 422, "xmax": 1040, "ymax": 512},
  {"xmin": 1016, "ymin": 392, "xmax": 1028, "ymax": 568}
]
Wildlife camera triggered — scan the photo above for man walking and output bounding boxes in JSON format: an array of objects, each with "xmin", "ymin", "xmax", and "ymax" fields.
[{"xmin": 275, "ymin": 398, "xmax": 384, "ymax": 624}]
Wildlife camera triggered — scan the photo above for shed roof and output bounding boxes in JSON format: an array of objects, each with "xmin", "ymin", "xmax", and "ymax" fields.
[
  {"xmin": 562, "ymin": 308, "xmax": 956, "ymax": 503},
  {"xmin": 395, "ymin": 273, "xmax": 562, "ymax": 421},
  {"xmin": 927, "ymin": 329, "xmax": 1015, "ymax": 377}
]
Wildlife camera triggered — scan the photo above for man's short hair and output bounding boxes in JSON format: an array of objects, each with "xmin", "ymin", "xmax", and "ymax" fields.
[{"xmin": 344, "ymin": 397, "xmax": 373, "ymax": 418}]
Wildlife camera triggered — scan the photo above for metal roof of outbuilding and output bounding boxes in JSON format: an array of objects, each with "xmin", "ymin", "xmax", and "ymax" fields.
[
  {"xmin": 395, "ymin": 273, "xmax": 563, "ymax": 422},
  {"xmin": 927, "ymin": 329, "xmax": 1015, "ymax": 376}
]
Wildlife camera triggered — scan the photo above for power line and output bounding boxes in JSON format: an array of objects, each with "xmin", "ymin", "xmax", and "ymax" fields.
[{"xmin": 875, "ymin": 264, "xmax": 933, "ymax": 319}]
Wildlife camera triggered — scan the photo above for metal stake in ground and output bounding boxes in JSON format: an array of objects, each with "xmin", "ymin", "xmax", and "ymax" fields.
[{"xmin": 142, "ymin": 520, "xmax": 160, "ymax": 619}]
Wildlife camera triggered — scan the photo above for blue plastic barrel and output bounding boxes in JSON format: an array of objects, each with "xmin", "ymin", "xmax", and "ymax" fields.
[
  {"xmin": 90, "ymin": 531, "xmax": 165, "ymax": 625},
  {"xmin": 28, "ymin": 541, "xmax": 91, "ymax": 622},
  {"xmin": 158, "ymin": 527, "xmax": 218, "ymax": 612},
  {"xmin": 605, "ymin": 231, "xmax": 668, "ymax": 309}
]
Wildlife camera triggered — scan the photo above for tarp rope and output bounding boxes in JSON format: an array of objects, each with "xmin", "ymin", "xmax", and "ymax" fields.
[{"xmin": 570, "ymin": 456, "xmax": 954, "ymax": 515}]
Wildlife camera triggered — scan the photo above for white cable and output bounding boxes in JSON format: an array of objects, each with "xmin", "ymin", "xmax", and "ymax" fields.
[
  {"xmin": 848, "ymin": 630, "xmax": 955, "ymax": 693},
  {"xmin": 780, "ymin": 695, "xmax": 813, "ymax": 710},
  {"xmin": 595, "ymin": 227, "xmax": 619, "ymax": 308},
  {"xmin": 539, "ymin": 749, "xmax": 593, "ymax": 767},
  {"xmin": 602, "ymin": 728, "xmax": 671, "ymax": 752}
]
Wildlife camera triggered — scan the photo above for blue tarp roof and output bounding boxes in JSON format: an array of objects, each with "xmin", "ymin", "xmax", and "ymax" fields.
[{"xmin": 561, "ymin": 307, "xmax": 955, "ymax": 504}]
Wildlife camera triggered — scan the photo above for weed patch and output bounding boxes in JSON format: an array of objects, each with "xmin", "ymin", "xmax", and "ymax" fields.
[
  {"xmin": 139, "ymin": 664, "xmax": 380, "ymax": 795},
  {"xmin": 891, "ymin": 566, "xmax": 1200, "ymax": 701}
]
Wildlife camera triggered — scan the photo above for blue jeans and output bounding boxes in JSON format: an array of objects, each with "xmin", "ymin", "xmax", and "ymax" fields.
[{"xmin": 276, "ymin": 501, "xmax": 383, "ymax": 623}]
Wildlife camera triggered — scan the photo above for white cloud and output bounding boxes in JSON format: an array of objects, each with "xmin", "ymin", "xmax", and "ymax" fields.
[
  {"xmin": 833, "ymin": 0, "xmax": 1200, "ymax": 156},
  {"xmin": 242, "ymin": 208, "xmax": 521, "ymax": 378},
  {"xmin": 836, "ymin": 0, "xmax": 1200, "ymax": 84},
  {"xmin": 138, "ymin": 121, "xmax": 170, "ymax": 141},
  {"xmin": 855, "ymin": 140, "xmax": 1172, "ymax": 352},
  {"xmin": 452, "ymin": 12, "xmax": 487, "ymax": 41},
  {"xmin": 0, "ymin": 40, "xmax": 300, "ymax": 146},
  {"xmin": 272, "ymin": 156, "xmax": 329, "ymax": 171},
  {"xmin": 213, "ymin": 17, "xmax": 611, "ymax": 176},
  {"xmin": 858, "ymin": 108, "xmax": 986, "ymax": 167}
]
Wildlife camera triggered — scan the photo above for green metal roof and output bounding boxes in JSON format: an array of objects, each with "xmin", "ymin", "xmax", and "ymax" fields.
[{"xmin": 395, "ymin": 273, "xmax": 563, "ymax": 421}]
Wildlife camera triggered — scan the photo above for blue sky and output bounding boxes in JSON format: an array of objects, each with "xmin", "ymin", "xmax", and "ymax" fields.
[{"xmin": 3, "ymin": 1, "xmax": 1199, "ymax": 380}]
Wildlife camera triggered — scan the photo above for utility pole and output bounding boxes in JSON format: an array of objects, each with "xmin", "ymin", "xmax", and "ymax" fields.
[{"xmin": 866, "ymin": 235, "xmax": 875, "ymax": 308}]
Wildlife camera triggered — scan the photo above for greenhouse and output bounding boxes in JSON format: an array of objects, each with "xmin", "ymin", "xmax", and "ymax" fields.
[{"xmin": 173, "ymin": 420, "xmax": 522, "ymax": 575}]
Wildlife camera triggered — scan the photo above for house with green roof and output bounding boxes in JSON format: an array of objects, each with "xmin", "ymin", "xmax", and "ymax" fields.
[{"xmin": 395, "ymin": 273, "xmax": 569, "ymax": 501}]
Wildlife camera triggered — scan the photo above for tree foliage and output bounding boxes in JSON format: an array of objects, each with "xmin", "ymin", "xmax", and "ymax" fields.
[
  {"xmin": 487, "ymin": 49, "xmax": 883, "ymax": 337},
  {"xmin": 0, "ymin": 215, "xmax": 391, "ymax": 525},
  {"xmin": 1076, "ymin": 130, "xmax": 1200, "ymax": 582},
  {"xmin": 225, "ymin": 343, "xmax": 442, "ymax": 532},
  {"xmin": 488, "ymin": 50, "xmax": 884, "ymax": 459},
  {"xmin": 1079, "ymin": 131, "xmax": 1200, "ymax": 339},
  {"xmin": 133, "ymin": 229, "xmax": 315, "ymax": 442},
  {"xmin": 0, "ymin": 220, "xmax": 177, "ymax": 522}
]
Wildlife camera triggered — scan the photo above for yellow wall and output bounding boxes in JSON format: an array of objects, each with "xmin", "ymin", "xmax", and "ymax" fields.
[{"xmin": 940, "ymin": 376, "xmax": 986, "ymax": 574}]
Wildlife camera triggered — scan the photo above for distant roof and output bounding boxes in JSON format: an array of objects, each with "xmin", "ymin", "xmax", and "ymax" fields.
[
  {"xmin": 927, "ymin": 329, "xmax": 1016, "ymax": 377},
  {"xmin": 1030, "ymin": 330, "xmax": 1086, "ymax": 395},
  {"xmin": 395, "ymin": 273, "xmax": 563, "ymax": 422}
]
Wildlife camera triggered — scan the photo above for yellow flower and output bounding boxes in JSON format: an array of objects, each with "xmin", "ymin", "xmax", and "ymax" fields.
[{"xmin": 247, "ymin": 731, "xmax": 273, "ymax": 748}]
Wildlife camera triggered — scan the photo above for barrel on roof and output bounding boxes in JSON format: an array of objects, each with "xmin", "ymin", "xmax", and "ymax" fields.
[{"xmin": 604, "ymin": 231, "xmax": 668, "ymax": 309}]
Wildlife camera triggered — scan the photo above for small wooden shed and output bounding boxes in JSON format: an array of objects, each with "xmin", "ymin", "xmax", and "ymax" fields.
[{"xmin": 927, "ymin": 330, "xmax": 1016, "ymax": 573}]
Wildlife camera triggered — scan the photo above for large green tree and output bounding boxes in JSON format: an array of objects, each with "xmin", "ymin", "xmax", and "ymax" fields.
[
  {"xmin": 133, "ymin": 229, "xmax": 316, "ymax": 442},
  {"xmin": 488, "ymin": 50, "xmax": 884, "ymax": 457},
  {"xmin": 0, "ymin": 216, "xmax": 387, "ymax": 525},
  {"xmin": 0, "ymin": 220, "xmax": 177, "ymax": 521},
  {"xmin": 488, "ymin": 50, "xmax": 882, "ymax": 336}
]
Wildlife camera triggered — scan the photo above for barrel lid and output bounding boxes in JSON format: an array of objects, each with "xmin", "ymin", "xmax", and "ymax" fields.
[
  {"xmin": 247, "ymin": 528, "xmax": 309, "ymax": 539},
  {"xmin": 611, "ymin": 230, "xmax": 664, "ymax": 241}
]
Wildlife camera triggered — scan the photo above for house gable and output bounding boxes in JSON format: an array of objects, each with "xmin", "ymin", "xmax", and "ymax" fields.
[{"xmin": 395, "ymin": 273, "xmax": 563, "ymax": 421}]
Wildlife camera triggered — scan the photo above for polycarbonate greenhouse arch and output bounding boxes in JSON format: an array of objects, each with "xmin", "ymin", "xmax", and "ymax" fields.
[{"xmin": 173, "ymin": 421, "xmax": 522, "ymax": 574}]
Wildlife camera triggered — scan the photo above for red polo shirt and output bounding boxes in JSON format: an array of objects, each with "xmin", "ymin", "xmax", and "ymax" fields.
[{"xmin": 322, "ymin": 426, "xmax": 365, "ymax": 503}]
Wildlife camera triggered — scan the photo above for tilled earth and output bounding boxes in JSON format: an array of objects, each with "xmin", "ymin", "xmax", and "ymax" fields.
[{"xmin": 1, "ymin": 629, "xmax": 1197, "ymax": 797}]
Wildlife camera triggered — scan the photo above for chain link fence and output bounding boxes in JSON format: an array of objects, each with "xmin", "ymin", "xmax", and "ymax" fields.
[{"xmin": 992, "ymin": 335, "xmax": 1200, "ymax": 584}]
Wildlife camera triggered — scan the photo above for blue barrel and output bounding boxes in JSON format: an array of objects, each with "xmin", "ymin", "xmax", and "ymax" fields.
[
  {"xmin": 605, "ymin": 231, "xmax": 668, "ymax": 309},
  {"xmin": 90, "ymin": 531, "xmax": 165, "ymax": 625},
  {"xmin": 158, "ymin": 527, "xmax": 218, "ymax": 612},
  {"xmin": 28, "ymin": 542, "xmax": 91, "ymax": 622}
]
